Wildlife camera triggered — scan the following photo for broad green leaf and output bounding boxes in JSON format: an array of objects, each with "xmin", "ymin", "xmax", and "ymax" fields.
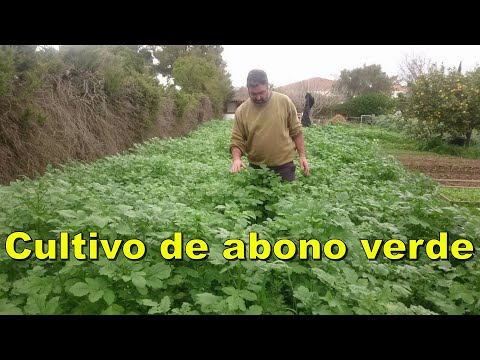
[
  {"xmin": 392, "ymin": 284, "xmax": 411, "ymax": 298},
  {"xmin": 342, "ymin": 267, "xmax": 359, "ymax": 284},
  {"xmin": 103, "ymin": 289, "xmax": 115, "ymax": 305},
  {"xmin": 88, "ymin": 216, "xmax": 111, "ymax": 229},
  {"xmin": 45, "ymin": 296, "xmax": 60, "ymax": 314},
  {"xmin": 89, "ymin": 290, "xmax": 104, "ymax": 303},
  {"xmin": 0, "ymin": 299, "xmax": 23, "ymax": 315},
  {"xmin": 311, "ymin": 268, "xmax": 336, "ymax": 286},
  {"xmin": 245, "ymin": 305, "xmax": 263, "ymax": 315},
  {"xmin": 85, "ymin": 277, "xmax": 103, "ymax": 290},
  {"xmin": 24, "ymin": 294, "xmax": 58, "ymax": 315},
  {"xmin": 141, "ymin": 299, "xmax": 158, "ymax": 307},
  {"xmin": 222, "ymin": 287, "xmax": 236, "ymax": 296},
  {"xmin": 101, "ymin": 304, "xmax": 125, "ymax": 315},
  {"xmin": 144, "ymin": 263, "xmax": 172, "ymax": 289},
  {"xmin": 196, "ymin": 293, "xmax": 221, "ymax": 306},
  {"xmin": 13, "ymin": 276, "xmax": 53, "ymax": 295},
  {"xmin": 70, "ymin": 282, "xmax": 90, "ymax": 297},
  {"xmin": 57, "ymin": 209, "xmax": 78, "ymax": 218},
  {"xmin": 116, "ymin": 223, "xmax": 134, "ymax": 235},
  {"xmin": 157, "ymin": 296, "xmax": 171, "ymax": 313},
  {"xmin": 131, "ymin": 272, "xmax": 147, "ymax": 289},
  {"xmin": 24, "ymin": 294, "xmax": 46, "ymax": 315},
  {"xmin": 239, "ymin": 290, "xmax": 257, "ymax": 301},
  {"xmin": 226, "ymin": 295, "xmax": 246, "ymax": 312}
]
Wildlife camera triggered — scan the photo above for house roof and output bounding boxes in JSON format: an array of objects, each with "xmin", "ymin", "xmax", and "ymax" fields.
[
  {"xmin": 231, "ymin": 77, "xmax": 336, "ymax": 103},
  {"xmin": 393, "ymin": 83, "xmax": 408, "ymax": 93},
  {"xmin": 276, "ymin": 77, "xmax": 335, "ymax": 93},
  {"xmin": 232, "ymin": 87, "xmax": 249, "ymax": 102}
]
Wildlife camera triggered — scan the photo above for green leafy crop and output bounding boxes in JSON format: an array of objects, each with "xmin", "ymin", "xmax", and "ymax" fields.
[{"xmin": 1, "ymin": 121, "xmax": 479, "ymax": 314}]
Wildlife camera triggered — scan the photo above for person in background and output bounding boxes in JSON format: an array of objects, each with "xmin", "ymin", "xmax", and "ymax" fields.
[
  {"xmin": 229, "ymin": 69, "xmax": 310, "ymax": 182},
  {"xmin": 301, "ymin": 92, "xmax": 315, "ymax": 127}
]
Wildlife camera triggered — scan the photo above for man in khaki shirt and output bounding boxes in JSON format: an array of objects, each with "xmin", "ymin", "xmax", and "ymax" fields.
[{"xmin": 229, "ymin": 69, "xmax": 310, "ymax": 182}]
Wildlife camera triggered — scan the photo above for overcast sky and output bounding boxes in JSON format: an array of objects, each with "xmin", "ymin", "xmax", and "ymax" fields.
[{"xmin": 221, "ymin": 45, "xmax": 480, "ymax": 88}]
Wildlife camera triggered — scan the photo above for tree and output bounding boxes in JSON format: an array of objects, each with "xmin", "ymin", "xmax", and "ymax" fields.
[
  {"xmin": 0, "ymin": 46, "xmax": 16, "ymax": 96},
  {"xmin": 335, "ymin": 64, "xmax": 394, "ymax": 98},
  {"xmin": 464, "ymin": 67, "xmax": 480, "ymax": 145},
  {"xmin": 405, "ymin": 66, "xmax": 480, "ymax": 146},
  {"xmin": 172, "ymin": 54, "xmax": 232, "ymax": 117},
  {"xmin": 153, "ymin": 45, "xmax": 229, "ymax": 80},
  {"xmin": 397, "ymin": 53, "xmax": 435, "ymax": 85},
  {"xmin": 189, "ymin": 45, "xmax": 228, "ymax": 70},
  {"xmin": 153, "ymin": 45, "xmax": 190, "ymax": 79},
  {"xmin": 339, "ymin": 92, "xmax": 395, "ymax": 117},
  {"xmin": 173, "ymin": 55, "xmax": 218, "ymax": 93},
  {"xmin": 5, "ymin": 45, "xmax": 37, "ymax": 72}
]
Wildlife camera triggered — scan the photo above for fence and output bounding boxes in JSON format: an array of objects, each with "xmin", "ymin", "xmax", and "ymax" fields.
[
  {"xmin": 346, "ymin": 116, "xmax": 374, "ymax": 124},
  {"xmin": 311, "ymin": 115, "xmax": 375, "ymax": 125}
]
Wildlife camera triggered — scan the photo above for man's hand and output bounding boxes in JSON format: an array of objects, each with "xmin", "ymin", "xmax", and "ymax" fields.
[
  {"xmin": 292, "ymin": 133, "xmax": 310, "ymax": 176},
  {"xmin": 230, "ymin": 159, "xmax": 246, "ymax": 173},
  {"xmin": 299, "ymin": 156, "xmax": 310, "ymax": 176},
  {"xmin": 230, "ymin": 147, "xmax": 246, "ymax": 174}
]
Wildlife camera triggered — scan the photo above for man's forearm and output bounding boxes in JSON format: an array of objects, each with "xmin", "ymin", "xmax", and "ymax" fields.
[
  {"xmin": 231, "ymin": 146, "xmax": 243, "ymax": 161},
  {"xmin": 292, "ymin": 133, "xmax": 306, "ymax": 158}
]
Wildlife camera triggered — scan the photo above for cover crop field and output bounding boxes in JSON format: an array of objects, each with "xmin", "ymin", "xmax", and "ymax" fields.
[{"xmin": 1, "ymin": 120, "xmax": 479, "ymax": 315}]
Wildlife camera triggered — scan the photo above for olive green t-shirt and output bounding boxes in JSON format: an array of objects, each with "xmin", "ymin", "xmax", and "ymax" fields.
[{"xmin": 229, "ymin": 91, "xmax": 303, "ymax": 166}]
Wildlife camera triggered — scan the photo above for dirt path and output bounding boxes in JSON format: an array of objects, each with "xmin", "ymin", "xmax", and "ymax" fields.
[{"xmin": 394, "ymin": 153, "xmax": 480, "ymax": 188}]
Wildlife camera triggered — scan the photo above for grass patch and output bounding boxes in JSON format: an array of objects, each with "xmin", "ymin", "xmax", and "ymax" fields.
[
  {"xmin": 440, "ymin": 187, "xmax": 480, "ymax": 203},
  {"xmin": 342, "ymin": 123, "xmax": 418, "ymax": 152},
  {"xmin": 381, "ymin": 149, "xmax": 431, "ymax": 156},
  {"xmin": 343, "ymin": 122, "xmax": 480, "ymax": 217},
  {"xmin": 439, "ymin": 187, "xmax": 480, "ymax": 217},
  {"xmin": 346, "ymin": 123, "xmax": 480, "ymax": 159}
]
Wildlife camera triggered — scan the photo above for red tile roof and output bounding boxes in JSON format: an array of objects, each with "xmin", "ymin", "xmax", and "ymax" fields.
[
  {"xmin": 393, "ymin": 83, "xmax": 408, "ymax": 92},
  {"xmin": 231, "ymin": 77, "xmax": 336, "ymax": 104},
  {"xmin": 276, "ymin": 77, "xmax": 335, "ymax": 93}
]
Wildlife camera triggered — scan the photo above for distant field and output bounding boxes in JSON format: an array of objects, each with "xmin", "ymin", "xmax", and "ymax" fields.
[{"xmin": 347, "ymin": 123, "xmax": 480, "ymax": 213}]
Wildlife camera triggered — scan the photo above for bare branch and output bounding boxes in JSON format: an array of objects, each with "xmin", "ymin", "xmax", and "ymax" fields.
[
  {"xmin": 276, "ymin": 80, "xmax": 345, "ymax": 118},
  {"xmin": 397, "ymin": 53, "xmax": 435, "ymax": 84}
]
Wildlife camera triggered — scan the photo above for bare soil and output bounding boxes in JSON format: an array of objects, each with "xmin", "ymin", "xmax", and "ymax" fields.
[{"xmin": 394, "ymin": 153, "xmax": 480, "ymax": 188}]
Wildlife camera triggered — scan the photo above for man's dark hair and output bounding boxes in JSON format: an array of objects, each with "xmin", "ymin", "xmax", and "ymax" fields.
[{"xmin": 247, "ymin": 69, "xmax": 268, "ymax": 88}]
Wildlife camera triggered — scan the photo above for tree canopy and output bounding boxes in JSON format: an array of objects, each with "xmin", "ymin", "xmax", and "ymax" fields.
[
  {"xmin": 405, "ymin": 65, "xmax": 480, "ymax": 145},
  {"xmin": 153, "ymin": 45, "xmax": 228, "ymax": 79},
  {"xmin": 336, "ymin": 64, "xmax": 394, "ymax": 98}
]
